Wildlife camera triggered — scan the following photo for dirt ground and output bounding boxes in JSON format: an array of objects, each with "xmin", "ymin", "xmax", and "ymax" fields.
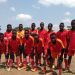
[{"xmin": 0, "ymin": 55, "xmax": 75, "ymax": 75}]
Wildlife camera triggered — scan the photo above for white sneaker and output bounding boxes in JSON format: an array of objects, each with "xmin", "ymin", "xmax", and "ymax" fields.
[
  {"xmin": 17, "ymin": 67, "xmax": 21, "ymax": 70},
  {"xmin": 21, "ymin": 66, "xmax": 26, "ymax": 70},
  {"xmin": 52, "ymin": 65, "xmax": 55, "ymax": 69},
  {"xmin": 19, "ymin": 63, "xmax": 22, "ymax": 66},
  {"xmin": 7, "ymin": 68, "xmax": 11, "ymax": 71}
]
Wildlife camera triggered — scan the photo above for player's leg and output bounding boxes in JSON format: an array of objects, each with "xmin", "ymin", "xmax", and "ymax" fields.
[
  {"xmin": 67, "ymin": 56, "xmax": 72, "ymax": 72},
  {"xmin": 5, "ymin": 53, "xmax": 9, "ymax": 67},
  {"xmin": 42, "ymin": 55, "xmax": 46, "ymax": 74},
  {"xmin": 15, "ymin": 52, "xmax": 20, "ymax": 70},
  {"xmin": 7, "ymin": 53, "xmax": 14, "ymax": 71},
  {"xmin": 0, "ymin": 53, "xmax": 1, "ymax": 64},
  {"xmin": 64, "ymin": 48, "xmax": 68, "ymax": 70},
  {"xmin": 50, "ymin": 57, "xmax": 54, "ymax": 72},
  {"xmin": 22, "ymin": 52, "xmax": 27, "ymax": 70},
  {"xmin": 19, "ymin": 45, "xmax": 23, "ymax": 65},
  {"xmin": 57, "ymin": 57, "xmax": 63, "ymax": 75},
  {"xmin": 30, "ymin": 51, "xmax": 35, "ymax": 72}
]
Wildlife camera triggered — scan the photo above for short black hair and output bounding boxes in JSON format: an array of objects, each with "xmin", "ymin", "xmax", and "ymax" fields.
[
  {"xmin": 7, "ymin": 24, "xmax": 12, "ymax": 27},
  {"xmin": 71, "ymin": 19, "xmax": 75, "ymax": 25},
  {"xmin": 50, "ymin": 32, "xmax": 56, "ymax": 37},
  {"xmin": 40, "ymin": 22, "xmax": 44, "ymax": 25},
  {"xmin": 0, "ymin": 33, "xmax": 4, "ymax": 36},
  {"xmin": 48, "ymin": 23, "xmax": 53, "ymax": 27},
  {"xmin": 19, "ymin": 24, "xmax": 23, "ymax": 26},
  {"xmin": 32, "ymin": 23, "xmax": 36, "ymax": 26},
  {"xmin": 60, "ymin": 22, "xmax": 64, "ymax": 26},
  {"xmin": 12, "ymin": 29, "xmax": 17, "ymax": 32}
]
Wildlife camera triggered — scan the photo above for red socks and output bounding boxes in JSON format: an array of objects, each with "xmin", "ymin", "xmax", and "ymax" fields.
[{"xmin": 64, "ymin": 59, "xmax": 68, "ymax": 69}]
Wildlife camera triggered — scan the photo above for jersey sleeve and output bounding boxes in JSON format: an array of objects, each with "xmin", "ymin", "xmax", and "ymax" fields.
[{"xmin": 58, "ymin": 39, "xmax": 64, "ymax": 48}]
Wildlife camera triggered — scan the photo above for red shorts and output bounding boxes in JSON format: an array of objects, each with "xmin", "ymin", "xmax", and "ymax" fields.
[
  {"xmin": 44, "ymin": 46, "xmax": 48, "ymax": 56},
  {"xmin": 10, "ymin": 50, "xmax": 19, "ymax": 54},
  {"xmin": 0, "ymin": 50, "xmax": 6, "ymax": 54},
  {"xmin": 68, "ymin": 50, "xmax": 75, "ymax": 56},
  {"xmin": 24, "ymin": 49, "xmax": 32, "ymax": 55}
]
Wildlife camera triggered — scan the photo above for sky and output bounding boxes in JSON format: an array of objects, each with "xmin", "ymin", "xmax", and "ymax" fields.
[{"xmin": 0, "ymin": 0, "xmax": 75, "ymax": 32}]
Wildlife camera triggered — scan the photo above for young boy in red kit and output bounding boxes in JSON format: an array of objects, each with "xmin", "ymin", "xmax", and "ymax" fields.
[
  {"xmin": 47, "ymin": 33, "xmax": 64, "ymax": 75},
  {"xmin": 22, "ymin": 29, "xmax": 34, "ymax": 71},
  {"xmin": 42, "ymin": 23, "xmax": 54, "ymax": 73},
  {"xmin": 29, "ymin": 23, "xmax": 38, "ymax": 37},
  {"xmin": 38, "ymin": 22, "xmax": 47, "ymax": 65},
  {"xmin": 57, "ymin": 23, "xmax": 68, "ymax": 70},
  {"xmin": 0, "ymin": 33, "xmax": 8, "ymax": 65},
  {"xmin": 7, "ymin": 30, "xmax": 21, "ymax": 71},
  {"xmin": 4, "ymin": 24, "xmax": 12, "ymax": 67},
  {"xmin": 17, "ymin": 24, "xmax": 24, "ymax": 65},
  {"xmin": 67, "ymin": 19, "xmax": 75, "ymax": 72},
  {"xmin": 34, "ymin": 34, "xmax": 44, "ymax": 71}
]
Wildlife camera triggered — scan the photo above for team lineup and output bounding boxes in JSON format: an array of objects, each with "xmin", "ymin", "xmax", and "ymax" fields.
[{"xmin": 0, "ymin": 19, "xmax": 75, "ymax": 75}]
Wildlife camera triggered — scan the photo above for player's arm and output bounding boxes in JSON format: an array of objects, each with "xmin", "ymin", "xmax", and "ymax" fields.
[
  {"xmin": 5, "ymin": 40, "xmax": 9, "ymax": 54},
  {"xmin": 66, "ymin": 31, "xmax": 70, "ymax": 52},
  {"xmin": 58, "ymin": 39, "xmax": 65, "ymax": 62},
  {"xmin": 8, "ymin": 40, "xmax": 11, "ymax": 53},
  {"xmin": 31, "ymin": 37, "xmax": 34, "ymax": 57},
  {"xmin": 41, "ymin": 39, "xmax": 44, "ymax": 55}
]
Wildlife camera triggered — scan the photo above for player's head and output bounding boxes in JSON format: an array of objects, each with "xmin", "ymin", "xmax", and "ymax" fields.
[
  {"xmin": 19, "ymin": 24, "xmax": 23, "ymax": 31},
  {"xmin": 71, "ymin": 19, "xmax": 75, "ymax": 30},
  {"xmin": 48, "ymin": 23, "xmax": 53, "ymax": 31},
  {"xmin": 50, "ymin": 33, "xmax": 56, "ymax": 43},
  {"xmin": 25, "ymin": 29, "xmax": 29, "ymax": 38},
  {"xmin": 0, "ymin": 33, "xmax": 4, "ymax": 41},
  {"xmin": 40, "ymin": 22, "xmax": 44, "ymax": 29},
  {"xmin": 59, "ymin": 23, "xmax": 64, "ymax": 31},
  {"xmin": 12, "ymin": 29, "xmax": 17, "ymax": 38},
  {"xmin": 31, "ymin": 23, "xmax": 36, "ymax": 30},
  {"xmin": 7, "ymin": 24, "xmax": 12, "ymax": 32}
]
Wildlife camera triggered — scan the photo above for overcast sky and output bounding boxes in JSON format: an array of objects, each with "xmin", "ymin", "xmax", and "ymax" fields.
[{"xmin": 0, "ymin": 0, "xmax": 75, "ymax": 32}]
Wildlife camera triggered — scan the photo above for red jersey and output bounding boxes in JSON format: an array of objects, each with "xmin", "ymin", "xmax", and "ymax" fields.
[
  {"xmin": 44, "ymin": 31, "xmax": 54, "ymax": 49},
  {"xmin": 22, "ymin": 36, "xmax": 34, "ymax": 55},
  {"xmin": 9, "ymin": 37, "xmax": 20, "ymax": 53},
  {"xmin": 57, "ymin": 29, "xmax": 68, "ymax": 48},
  {"xmin": 67, "ymin": 30, "xmax": 75, "ymax": 51},
  {"xmin": 29, "ymin": 29, "xmax": 38, "ymax": 35},
  {"xmin": 34, "ymin": 38, "xmax": 44, "ymax": 54},
  {"xmin": 38, "ymin": 29, "xmax": 47, "ymax": 44},
  {"xmin": 0, "ymin": 39, "xmax": 8, "ymax": 54},
  {"xmin": 48, "ymin": 39, "xmax": 64, "ymax": 58},
  {"xmin": 4, "ymin": 31, "xmax": 12, "ymax": 40}
]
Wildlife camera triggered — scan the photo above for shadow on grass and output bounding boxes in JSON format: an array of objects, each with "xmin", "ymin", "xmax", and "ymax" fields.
[
  {"xmin": 0, "ymin": 62, "xmax": 6, "ymax": 69},
  {"xmin": 38, "ymin": 70, "xmax": 57, "ymax": 75},
  {"xmin": 63, "ymin": 70, "xmax": 75, "ymax": 74}
]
